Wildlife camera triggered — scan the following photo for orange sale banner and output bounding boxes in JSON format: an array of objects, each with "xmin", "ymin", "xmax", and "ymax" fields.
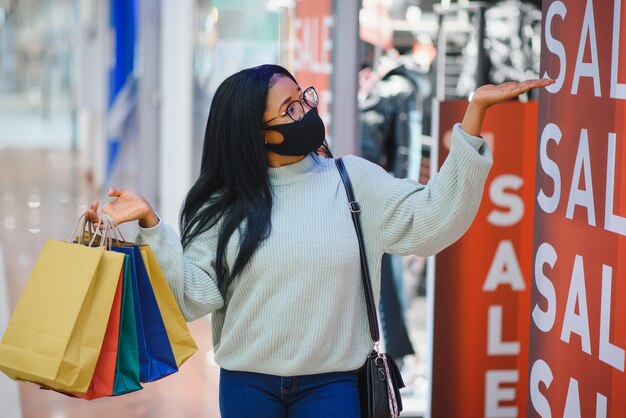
[
  {"xmin": 295, "ymin": 0, "xmax": 333, "ymax": 137},
  {"xmin": 529, "ymin": 0, "xmax": 626, "ymax": 416},
  {"xmin": 432, "ymin": 100, "xmax": 538, "ymax": 418}
]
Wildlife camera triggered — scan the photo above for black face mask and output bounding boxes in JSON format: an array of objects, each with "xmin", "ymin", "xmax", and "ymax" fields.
[{"xmin": 264, "ymin": 108, "xmax": 326, "ymax": 156}]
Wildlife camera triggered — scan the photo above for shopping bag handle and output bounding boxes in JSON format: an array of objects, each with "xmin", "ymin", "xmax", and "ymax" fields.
[
  {"xmin": 68, "ymin": 213, "xmax": 125, "ymax": 249},
  {"xmin": 100, "ymin": 213, "xmax": 127, "ymax": 243},
  {"xmin": 69, "ymin": 213, "xmax": 103, "ymax": 245}
]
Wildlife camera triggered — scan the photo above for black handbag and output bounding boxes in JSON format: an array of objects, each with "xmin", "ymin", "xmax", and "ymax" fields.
[{"xmin": 335, "ymin": 158, "xmax": 405, "ymax": 418}]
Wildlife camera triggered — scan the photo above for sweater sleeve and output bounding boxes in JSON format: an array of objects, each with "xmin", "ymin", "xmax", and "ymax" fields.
[
  {"xmin": 345, "ymin": 123, "xmax": 493, "ymax": 257},
  {"xmin": 135, "ymin": 221, "xmax": 224, "ymax": 321}
]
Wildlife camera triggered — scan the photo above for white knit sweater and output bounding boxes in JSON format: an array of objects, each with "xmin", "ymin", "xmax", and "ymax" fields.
[{"xmin": 136, "ymin": 123, "xmax": 493, "ymax": 376}]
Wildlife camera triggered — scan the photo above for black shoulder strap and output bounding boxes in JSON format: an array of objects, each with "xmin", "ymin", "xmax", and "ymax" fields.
[{"xmin": 334, "ymin": 158, "xmax": 380, "ymax": 344}]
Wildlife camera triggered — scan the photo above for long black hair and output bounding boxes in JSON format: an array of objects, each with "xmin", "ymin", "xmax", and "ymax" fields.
[{"xmin": 180, "ymin": 64, "xmax": 329, "ymax": 294}]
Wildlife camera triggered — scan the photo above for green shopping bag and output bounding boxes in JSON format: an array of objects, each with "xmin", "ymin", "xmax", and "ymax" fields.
[{"xmin": 113, "ymin": 255, "xmax": 142, "ymax": 395}]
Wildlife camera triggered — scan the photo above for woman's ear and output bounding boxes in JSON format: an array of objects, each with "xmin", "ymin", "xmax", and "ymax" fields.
[{"xmin": 264, "ymin": 130, "xmax": 284, "ymax": 145}]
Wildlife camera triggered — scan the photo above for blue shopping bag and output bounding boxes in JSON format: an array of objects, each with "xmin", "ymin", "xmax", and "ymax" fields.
[{"xmin": 112, "ymin": 246, "xmax": 178, "ymax": 382}]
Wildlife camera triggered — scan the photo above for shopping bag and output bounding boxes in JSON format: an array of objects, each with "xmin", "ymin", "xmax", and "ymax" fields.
[
  {"xmin": 131, "ymin": 245, "xmax": 179, "ymax": 380},
  {"xmin": 70, "ymin": 263, "xmax": 124, "ymax": 399},
  {"xmin": 0, "ymin": 240, "xmax": 124, "ymax": 393},
  {"xmin": 113, "ymin": 255, "xmax": 142, "ymax": 395},
  {"xmin": 74, "ymin": 215, "xmax": 143, "ymax": 394},
  {"xmin": 112, "ymin": 245, "xmax": 178, "ymax": 382},
  {"xmin": 140, "ymin": 245, "xmax": 198, "ymax": 367}
]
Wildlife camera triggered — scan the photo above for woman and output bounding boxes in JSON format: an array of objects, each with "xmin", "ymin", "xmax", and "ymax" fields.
[{"xmin": 86, "ymin": 64, "xmax": 553, "ymax": 417}]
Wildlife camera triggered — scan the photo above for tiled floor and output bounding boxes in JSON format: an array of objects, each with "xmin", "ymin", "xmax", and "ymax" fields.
[{"xmin": 0, "ymin": 149, "xmax": 221, "ymax": 418}]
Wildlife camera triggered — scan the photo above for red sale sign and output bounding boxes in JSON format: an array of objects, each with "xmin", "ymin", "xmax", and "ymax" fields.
[
  {"xmin": 530, "ymin": 0, "xmax": 626, "ymax": 416},
  {"xmin": 432, "ymin": 100, "xmax": 538, "ymax": 417},
  {"xmin": 294, "ymin": 0, "xmax": 333, "ymax": 137}
]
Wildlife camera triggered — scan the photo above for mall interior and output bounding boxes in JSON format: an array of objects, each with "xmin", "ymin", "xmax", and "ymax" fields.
[{"xmin": 0, "ymin": 0, "xmax": 544, "ymax": 417}]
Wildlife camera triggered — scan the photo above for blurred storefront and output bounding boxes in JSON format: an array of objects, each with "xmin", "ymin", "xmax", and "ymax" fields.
[
  {"xmin": 191, "ymin": 0, "xmax": 359, "ymax": 173},
  {"xmin": 0, "ymin": 0, "xmax": 77, "ymax": 149},
  {"xmin": 0, "ymin": 0, "xmax": 361, "ymax": 226},
  {"xmin": 192, "ymin": 0, "xmax": 282, "ymax": 176}
]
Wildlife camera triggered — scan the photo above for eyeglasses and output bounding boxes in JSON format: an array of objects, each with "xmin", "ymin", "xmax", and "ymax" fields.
[{"xmin": 264, "ymin": 86, "xmax": 319, "ymax": 124}]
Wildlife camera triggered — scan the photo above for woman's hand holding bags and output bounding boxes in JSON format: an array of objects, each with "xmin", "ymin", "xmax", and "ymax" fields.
[{"xmin": 0, "ymin": 213, "xmax": 197, "ymax": 399}]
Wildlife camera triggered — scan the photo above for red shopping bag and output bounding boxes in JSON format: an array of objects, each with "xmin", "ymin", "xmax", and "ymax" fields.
[{"xmin": 70, "ymin": 265, "xmax": 125, "ymax": 399}]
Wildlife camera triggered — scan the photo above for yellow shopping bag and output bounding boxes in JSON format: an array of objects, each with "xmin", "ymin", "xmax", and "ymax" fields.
[
  {"xmin": 0, "ymin": 239, "xmax": 124, "ymax": 393},
  {"xmin": 139, "ymin": 245, "xmax": 198, "ymax": 367}
]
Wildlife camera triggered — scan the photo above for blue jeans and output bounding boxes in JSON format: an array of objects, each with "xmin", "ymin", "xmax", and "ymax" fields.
[{"xmin": 219, "ymin": 368, "xmax": 361, "ymax": 418}]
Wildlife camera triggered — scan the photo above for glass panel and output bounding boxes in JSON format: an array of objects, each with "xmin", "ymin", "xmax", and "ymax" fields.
[
  {"xmin": 192, "ymin": 0, "xmax": 281, "ymax": 176},
  {"xmin": 0, "ymin": 0, "xmax": 77, "ymax": 149}
]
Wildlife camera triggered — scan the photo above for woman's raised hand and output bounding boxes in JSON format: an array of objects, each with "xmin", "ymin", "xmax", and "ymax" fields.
[
  {"xmin": 460, "ymin": 78, "xmax": 555, "ymax": 136},
  {"xmin": 84, "ymin": 187, "xmax": 159, "ymax": 228},
  {"xmin": 471, "ymin": 78, "xmax": 555, "ymax": 108}
]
